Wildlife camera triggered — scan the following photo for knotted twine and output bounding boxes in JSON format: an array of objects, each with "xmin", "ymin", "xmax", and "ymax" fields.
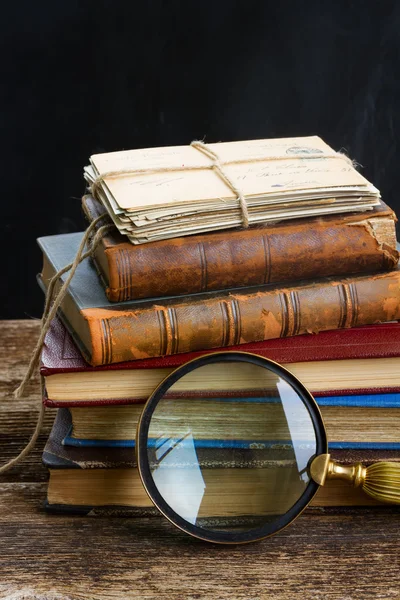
[
  {"xmin": 0, "ymin": 141, "xmax": 356, "ymax": 474},
  {"xmin": 0, "ymin": 215, "xmax": 113, "ymax": 474}
]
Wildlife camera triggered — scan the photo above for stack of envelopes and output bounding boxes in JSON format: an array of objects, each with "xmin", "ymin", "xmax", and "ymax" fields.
[{"xmin": 84, "ymin": 137, "xmax": 380, "ymax": 243}]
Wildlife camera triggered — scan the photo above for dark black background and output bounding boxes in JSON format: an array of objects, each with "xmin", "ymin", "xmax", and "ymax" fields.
[{"xmin": 1, "ymin": 0, "xmax": 399, "ymax": 319}]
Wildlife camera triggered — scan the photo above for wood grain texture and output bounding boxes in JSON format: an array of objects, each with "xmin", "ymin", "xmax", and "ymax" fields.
[{"xmin": 0, "ymin": 320, "xmax": 399, "ymax": 600}]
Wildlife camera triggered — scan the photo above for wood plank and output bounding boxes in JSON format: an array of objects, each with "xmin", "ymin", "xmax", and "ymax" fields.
[
  {"xmin": 0, "ymin": 320, "xmax": 53, "ymax": 482},
  {"xmin": 0, "ymin": 483, "xmax": 399, "ymax": 600},
  {"xmin": 0, "ymin": 320, "xmax": 399, "ymax": 599}
]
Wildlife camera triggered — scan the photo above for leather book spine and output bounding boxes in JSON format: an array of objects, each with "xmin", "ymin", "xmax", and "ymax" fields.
[
  {"xmin": 81, "ymin": 269, "xmax": 400, "ymax": 366},
  {"xmin": 82, "ymin": 196, "xmax": 399, "ymax": 302}
]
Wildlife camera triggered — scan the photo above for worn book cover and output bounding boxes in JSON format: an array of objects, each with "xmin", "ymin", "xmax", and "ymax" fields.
[
  {"xmin": 83, "ymin": 195, "xmax": 398, "ymax": 302},
  {"xmin": 38, "ymin": 233, "xmax": 400, "ymax": 367}
]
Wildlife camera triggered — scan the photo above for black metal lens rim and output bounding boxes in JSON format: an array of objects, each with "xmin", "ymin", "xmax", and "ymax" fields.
[{"xmin": 136, "ymin": 351, "xmax": 328, "ymax": 544}]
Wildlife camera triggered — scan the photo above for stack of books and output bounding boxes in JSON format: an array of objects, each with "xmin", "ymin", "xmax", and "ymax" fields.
[{"xmin": 38, "ymin": 137, "xmax": 400, "ymax": 515}]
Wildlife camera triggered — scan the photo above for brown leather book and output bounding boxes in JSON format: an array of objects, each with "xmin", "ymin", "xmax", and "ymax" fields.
[
  {"xmin": 82, "ymin": 195, "xmax": 398, "ymax": 302},
  {"xmin": 38, "ymin": 233, "xmax": 400, "ymax": 367}
]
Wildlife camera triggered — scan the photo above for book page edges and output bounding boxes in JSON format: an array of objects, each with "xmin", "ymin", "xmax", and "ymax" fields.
[{"xmin": 47, "ymin": 467, "xmax": 384, "ymax": 508}]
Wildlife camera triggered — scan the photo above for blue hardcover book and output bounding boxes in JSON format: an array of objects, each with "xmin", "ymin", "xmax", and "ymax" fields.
[{"xmin": 63, "ymin": 392, "xmax": 400, "ymax": 451}]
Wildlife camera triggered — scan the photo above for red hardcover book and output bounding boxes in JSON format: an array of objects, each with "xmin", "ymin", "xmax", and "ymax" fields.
[{"xmin": 41, "ymin": 318, "xmax": 400, "ymax": 407}]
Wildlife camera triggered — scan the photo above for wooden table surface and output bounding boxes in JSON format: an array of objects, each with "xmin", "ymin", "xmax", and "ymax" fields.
[{"xmin": 0, "ymin": 320, "xmax": 399, "ymax": 600}]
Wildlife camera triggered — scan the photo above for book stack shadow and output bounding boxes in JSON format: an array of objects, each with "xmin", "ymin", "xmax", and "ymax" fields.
[{"xmin": 38, "ymin": 144, "xmax": 400, "ymax": 516}]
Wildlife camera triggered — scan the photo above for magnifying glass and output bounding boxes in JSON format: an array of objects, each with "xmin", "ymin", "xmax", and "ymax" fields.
[{"xmin": 136, "ymin": 352, "xmax": 400, "ymax": 544}]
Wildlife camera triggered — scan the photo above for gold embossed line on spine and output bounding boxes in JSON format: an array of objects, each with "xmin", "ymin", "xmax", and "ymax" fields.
[
  {"xmin": 167, "ymin": 307, "xmax": 179, "ymax": 355},
  {"xmin": 279, "ymin": 292, "xmax": 298, "ymax": 338},
  {"xmin": 337, "ymin": 282, "xmax": 359, "ymax": 329},
  {"xmin": 290, "ymin": 291, "xmax": 301, "ymax": 336},
  {"xmin": 115, "ymin": 248, "xmax": 130, "ymax": 301},
  {"xmin": 197, "ymin": 242, "xmax": 208, "ymax": 292},
  {"xmin": 157, "ymin": 308, "xmax": 174, "ymax": 356},
  {"xmin": 262, "ymin": 234, "xmax": 272, "ymax": 284},
  {"xmin": 115, "ymin": 250, "xmax": 124, "ymax": 301},
  {"xmin": 222, "ymin": 300, "xmax": 240, "ymax": 347},
  {"xmin": 100, "ymin": 318, "xmax": 112, "ymax": 364},
  {"xmin": 219, "ymin": 301, "xmax": 230, "ymax": 347},
  {"xmin": 228, "ymin": 299, "xmax": 241, "ymax": 346},
  {"xmin": 348, "ymin": 282, "xmax": 359, "ymax": 328},
  {"xmin": 122, "ymin": 248, "xmax": 131, "ymax": 301}
]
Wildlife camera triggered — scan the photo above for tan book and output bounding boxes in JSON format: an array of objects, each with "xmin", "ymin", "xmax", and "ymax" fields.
[{"xmin": 46, "ymin": 467, "xmax": 385, "ymax": 511}]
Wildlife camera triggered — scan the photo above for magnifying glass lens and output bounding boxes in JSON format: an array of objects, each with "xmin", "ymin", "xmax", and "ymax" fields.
[{"xmin": 138, "ymin": 355, "xmax": 325, "ymax": 543}]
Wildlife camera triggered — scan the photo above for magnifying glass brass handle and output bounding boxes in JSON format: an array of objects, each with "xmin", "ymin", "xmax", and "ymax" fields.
[{"xmin": 311, "ymin": 454, "xmax": 400, "ymax": 504}]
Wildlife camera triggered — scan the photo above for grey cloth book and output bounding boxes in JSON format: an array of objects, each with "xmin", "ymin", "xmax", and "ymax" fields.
[{"xmin": 37, "ymin": 232, "xmax": 227, "ymax": 362}]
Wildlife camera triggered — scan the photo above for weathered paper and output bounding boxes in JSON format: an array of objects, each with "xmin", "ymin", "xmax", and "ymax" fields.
[
  {"xmin": 84, "ymin": 136, "xmax": 380, "ymax": 244},
  {"xmin": 90, "ymin": 136, "xmax": 375, "ymax": 210}
]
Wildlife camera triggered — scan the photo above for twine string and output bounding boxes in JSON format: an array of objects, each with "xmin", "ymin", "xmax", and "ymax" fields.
[
  {"xmin": 90, "ymin": 141, "xmax": 355, "ymax": 229},
  {"xmin": 190, "ymin": 140, "xmax": 250, "ymax": 227},
  {"xmin": 1, "ymin": 143, "xmax": 357, "ymax": 475},
  {"xmin": 0, "ymin": 215, "xmax": 113, "ymax": 475}
]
